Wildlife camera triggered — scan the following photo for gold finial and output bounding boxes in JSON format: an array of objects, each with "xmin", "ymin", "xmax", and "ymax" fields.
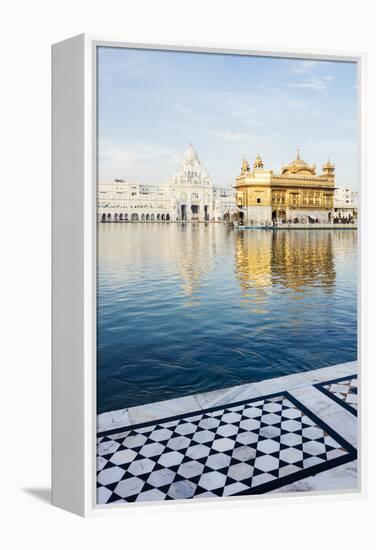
[
  {"xmin": 296, "ymin": 148, "xmax": 301, "ymax": 160},
  {"xmin": 253, "ymin": 154, "xmax": 264, "ymax": 169},
  {"xmin": 323, "ymin": 158, "xmax": 335, "ymax": 173},
  {"xmin": 241, "ymin": 156, "xmax": 250, "ymax": 173}
]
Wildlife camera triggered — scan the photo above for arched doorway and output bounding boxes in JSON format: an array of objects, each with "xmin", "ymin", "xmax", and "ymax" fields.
[
  {"xmin": 101, "ymin": 213, "xmax": 106, "ymax": 222},
  {"xmin": 107, "ymin": 213, "xmax": 112, "ymax": 221},
  {"xmin": 119, "ymin": 213, "xmax": 123, "ymax": 221},
  {"xmin": 328, "ymin": 212, "xmax": 332, "ymax": 222},
  {"xmin": 131, "ymin": 213, "xmax": 139, "ymax": 221},
  {"xmin": 181, "ymin": 204, "xmax": 187, "ymax": 221},
  {"xmin": 151, "ymin": 213, "xmax": 155, "ymax": 221},
  {"xmin": 141, "ymin": 213, "xmax": 145, "ymax": 221},
  {"xmin": 204, "ymin": 205, "xmax": 209, "ymax": 221},
  {"xmin": 274, "ymin": 209, "xmax": 286, "ymax": 222},
  {"xmin": 114, "ymin": 213, "xmax": 118, "ymax": 221},
  {"xmin": 124, "ymin": 213, "xmax": 128, "ymax": 221},
  {"xmin": 161, "ymin": 214, "xmax": 165, "ymax": 221},
  {"xmin": 146, "ymin": 214, "xmax": 150, "ymax": 221},
  {"xmin": 166, "ymin": 213, "xmax": 170, "ymax": 221},
  {"xmin": 157, "ymin": 214, "xmax": 161, "ymax": 221}
]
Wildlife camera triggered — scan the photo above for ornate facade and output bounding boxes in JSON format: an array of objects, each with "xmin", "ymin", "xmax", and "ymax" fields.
[
  {"xmin": 97, "ymin": 145, "xmax": 236, "ymax": 222},
  {"xmin": 97, "ymin": 181, "xmax": 175, "ymax": 222},
  {"xmin": 235, "ymin": 151, "xmax": 335, "ymax": 224},
  {"xmin": 165, "ymin": 144, "xmax": 214, "ymax": 221}
]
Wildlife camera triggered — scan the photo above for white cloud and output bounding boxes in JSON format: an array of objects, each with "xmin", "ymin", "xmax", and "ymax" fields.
[
  {"xmin": 167, "ymin": 102, "xmax": 212, "ymax": 124},
  {"xmin": 286, "ymin": 59, "xmax": 335, "ymax": 92},
  {"xmin": 98, "ymin": 140, "xmax": 181, "ymax": 183},
  {"xmin": 288, "ymin": 75, "xmax": 334, "ymax": 92},
  {"xmin": 289, "ymin": 60, "xmax": 321, "ymax": 74},
  {"xmin": 207, "ymin": 129, "xmax": 258, "ymax": 143},
  {"xmin": 97, "ymin": 52, "xmax": 357, "ymax": 189},
  {"xmin": 305, "ymin": 140, "xmax": 357, "ymax": 154}
]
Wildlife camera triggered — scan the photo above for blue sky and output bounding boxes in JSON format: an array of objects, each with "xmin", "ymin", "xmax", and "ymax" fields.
[{"xmin": 97, "ymin": 47, "xmax": 358, "ymax": 190}]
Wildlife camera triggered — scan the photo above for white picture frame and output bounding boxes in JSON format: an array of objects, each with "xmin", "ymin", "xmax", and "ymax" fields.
[{"xmin": 52, "ymin": 34, "xmax": 366, "ymax": 517}]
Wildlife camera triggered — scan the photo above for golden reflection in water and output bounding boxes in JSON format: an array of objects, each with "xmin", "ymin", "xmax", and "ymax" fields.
[
  {"xmin": 235, "ymin": 230, "xmax": 336, "ymax": 298},
  {"xmin": 98, "ymin": 224, "xmax": 353, "ymax": 311}
]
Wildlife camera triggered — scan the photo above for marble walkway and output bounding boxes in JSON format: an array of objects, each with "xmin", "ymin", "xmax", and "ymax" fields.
[{"xmin": 96, "ymin": 361, "xmax": 358, "ymax": 505}]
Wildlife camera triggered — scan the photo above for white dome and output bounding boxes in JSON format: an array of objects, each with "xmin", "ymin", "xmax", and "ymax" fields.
[
  {"xmin": 165, "ymin": 146, "xmax": 213, "ymax": 190},
  {"xmin": 183, "ymin": 144, "xmax": 198, "ymax": 163}
]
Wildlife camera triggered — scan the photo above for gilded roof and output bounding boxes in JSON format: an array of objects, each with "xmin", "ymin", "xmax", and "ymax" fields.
[{"xmin": 281, "ymin": 150, "xmax": 316, "ymax": 176}]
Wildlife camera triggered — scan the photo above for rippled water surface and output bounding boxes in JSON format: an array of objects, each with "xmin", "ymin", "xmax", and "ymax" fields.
[{"xmin": 97, "ymin": 224, "xmax": 357, "ymax": 413}]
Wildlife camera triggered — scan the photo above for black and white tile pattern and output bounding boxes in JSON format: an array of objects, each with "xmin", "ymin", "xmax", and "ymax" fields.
[
  {"xmin": 97, "ymin": 392, "xmax": 356, "ymax": 504},
  {"xmin": 315, "ymin": 375, "xmax": 358, "ymax": 416}
]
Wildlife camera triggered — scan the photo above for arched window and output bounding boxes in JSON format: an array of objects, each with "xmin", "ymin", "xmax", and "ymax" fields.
[{"xmin": 166, "ymin": 213, "xmax": 170, "ymax": 221}]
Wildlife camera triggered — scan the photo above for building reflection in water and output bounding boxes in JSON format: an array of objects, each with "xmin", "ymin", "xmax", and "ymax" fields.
[
  {"xmin": 235, "ymin": 229, "xmax": 337, "ymax": 302},
  {"xmin": 98, "ymin": 223, "xmax": 233, "ymax": 307},
  {"xmin": 97, "ymin": 223, "xmax": 357, "ymax": 412},
  {"xmin": 98, "ymin": 224, "xmax": 354, "ymax": 312},
  {"xmin": 158, "ymin": 223, "xmax": 219, "ymax": 303}
]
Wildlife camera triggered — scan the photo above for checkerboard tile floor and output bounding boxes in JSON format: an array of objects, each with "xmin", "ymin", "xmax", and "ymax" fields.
[
  {"xmin": 315, "ymin": 376, "xmax": 358, "ymax": 416},
  {"xmin": 96, "ymin": 392, "xmax": 356, "ymax": 504}
]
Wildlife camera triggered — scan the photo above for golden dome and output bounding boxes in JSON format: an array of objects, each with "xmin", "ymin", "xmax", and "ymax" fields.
[
  {"xmin": 281, "ymin": 149, "xmax": 316, "ymax": 175},
  {"xmin": 323, "ymin": 159, "xmax": 335, "ymax": 171},
  {"xmin": 254, "ymin": 154, "xmax": 264, "ymax": 169}
]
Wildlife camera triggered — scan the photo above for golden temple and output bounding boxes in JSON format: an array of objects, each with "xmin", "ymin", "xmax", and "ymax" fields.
[{"xmin": 235, "ymin": 150, "xmax": 335, "ymax": 224}]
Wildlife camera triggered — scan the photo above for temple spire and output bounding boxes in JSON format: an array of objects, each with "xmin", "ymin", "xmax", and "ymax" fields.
[
  {"xmin": 253, "ymin": 154, "xmax": 264, "ymax": 169},
  {"xmin": 241, "ymin": 156, "xmax": 250, "ymax": 173}
]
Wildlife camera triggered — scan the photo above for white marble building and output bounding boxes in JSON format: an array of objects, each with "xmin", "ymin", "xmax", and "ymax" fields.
[
  {"xmin": 334, "ymin": 187, "xmax": 358, "ymax": 220},
  {"xmin": 213, "ymin": 186, "xmax": 238, "ymax": 221},
  {"xmin": 165, "ymin": 144, "xmax": 213, "ymax": 221},
  {"xmin": 97, "ymin": 180, "xmax": 176, "ymax": 222},
  {"xmin": 97, "ymin": 145, "xmax": 236, "ymax": 222}
]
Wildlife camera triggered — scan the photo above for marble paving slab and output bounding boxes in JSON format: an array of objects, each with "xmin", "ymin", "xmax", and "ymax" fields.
[
  {"xmin": 96, "ymin": 387, "xmax": 358, "ymax": 505},
  {"xmin": 97, "ymin": 361, "xmax": 357, "ymax": 433},
  {"xmin": 314, "ymin": 375, "xmax": 358, "ymax": 417}
]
